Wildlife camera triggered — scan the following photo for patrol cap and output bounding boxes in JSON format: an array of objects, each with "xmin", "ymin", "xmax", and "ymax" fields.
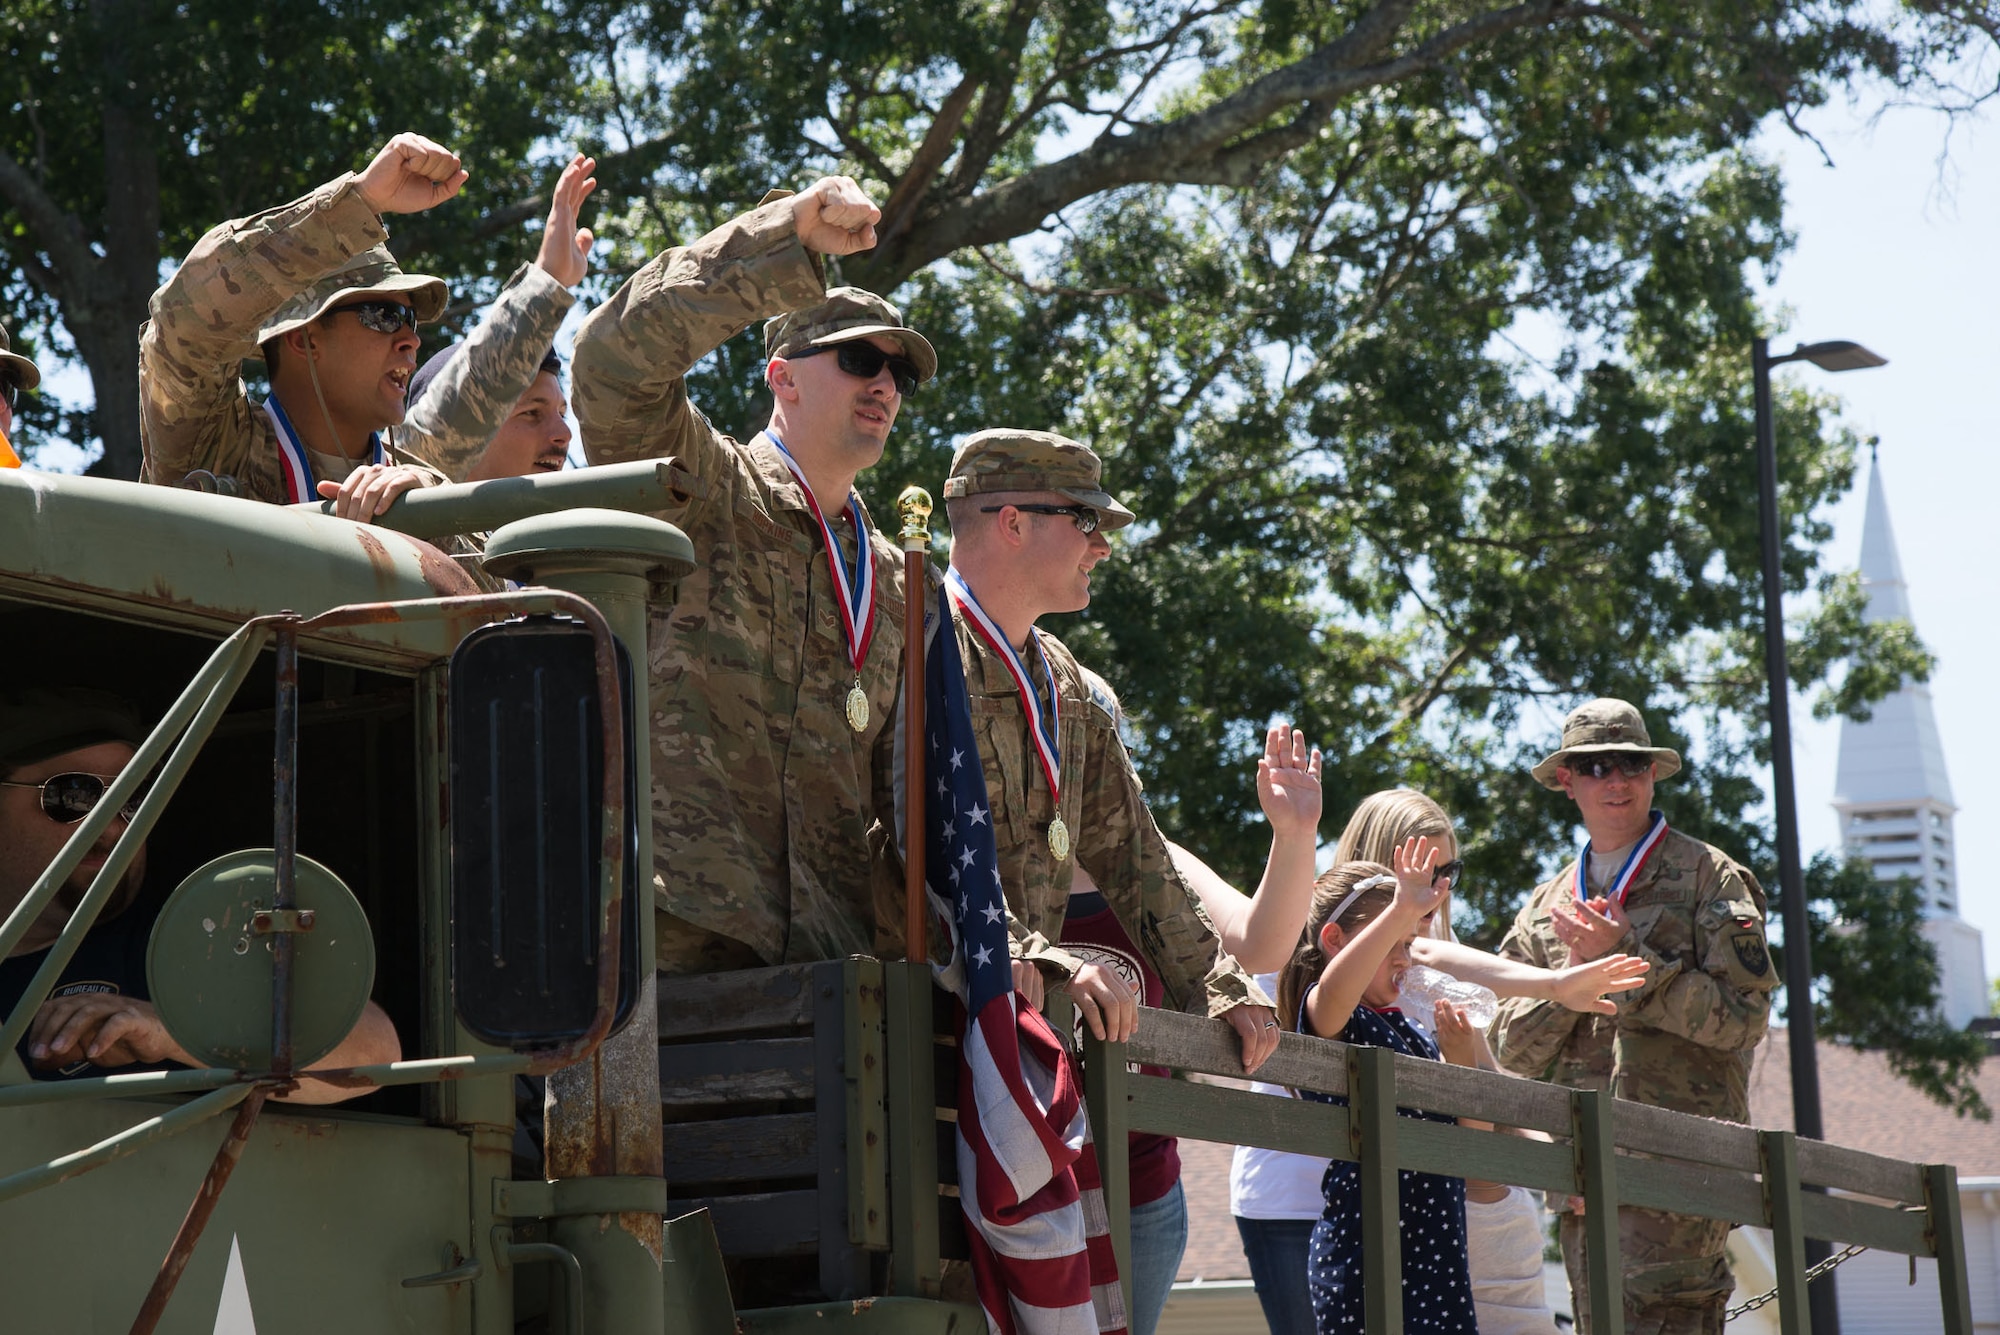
[
  {"xmin": 0, "ymin": 321, "xmax": 41, "ymax": 394},
  {"xmin": 1531, "ymin": 697, "xmax": 1682, "ymax": 790},
  {"xmin": 0, "ymin": 688, "xmax": 147, "ymax": 772},
  {"xmin": 254, "ymin": 246, "xmax": 449, "ymax": 353},
  {"xmin": 764, "ymin": 287, "xmax": 938, "ymax": 384},
  {"xmin": 942, "ymin": 428, "xmax": 1136, "ymax": 531}
]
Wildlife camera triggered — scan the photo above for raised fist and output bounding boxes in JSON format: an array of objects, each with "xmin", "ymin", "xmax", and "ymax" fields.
[
  {"xmin": 358, "ymin": 133, "xmax": 469, "ymax": 215},
  {"xmin": 791, "ymin": 176, "xmax": 881, "ymax": 256}
]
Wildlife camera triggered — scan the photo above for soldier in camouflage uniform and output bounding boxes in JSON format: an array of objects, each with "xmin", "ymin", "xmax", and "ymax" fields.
[
  {"xmin": 138, "ymin": 135, "xmax": 587, "ymax": 523},
  {"xmin": 1490, "ymin": 698, "xmax": 1778, "ymax": 1335},
  {"xmin": 571, "ymin": 176, "xmax": 937, "ymax": 973},
  {"xmin": 935, "ymin": 429, "xmax": 1277, "ymax": 1065}
]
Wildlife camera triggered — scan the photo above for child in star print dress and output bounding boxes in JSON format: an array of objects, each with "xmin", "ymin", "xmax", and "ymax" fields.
[{"xmin": 1274, "ymin": 837, "xmax": 1478, "ymax": 1334}]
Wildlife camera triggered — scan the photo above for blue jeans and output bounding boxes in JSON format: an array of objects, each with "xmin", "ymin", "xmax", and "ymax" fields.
[
  {"xmin": 1126, "ymin": 1179, "xmax": 1188, "ymax": 1335},
  {"xmin": 1235, "ymin": 1215, "xmax": 1317, "ymax": 1335}
]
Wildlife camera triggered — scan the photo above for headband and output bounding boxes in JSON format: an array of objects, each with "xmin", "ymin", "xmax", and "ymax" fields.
[{"xmin": 1326, "ymin": 873, "xmax": 1396, "ymax": 928}]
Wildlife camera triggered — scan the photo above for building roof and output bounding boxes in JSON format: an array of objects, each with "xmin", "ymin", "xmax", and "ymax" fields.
[
  {"xmin": 1750, "ymin": 1029, "xmax": 2000, "ymax": 1176},
  {"xmin": 1832, "ymin": 458, "xmax": 1956, "ymax": 811}
]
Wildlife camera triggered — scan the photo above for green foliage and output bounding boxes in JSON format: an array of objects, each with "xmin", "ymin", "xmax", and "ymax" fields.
[
  {"xmin": 1778, "ymin": 855, "xmax": 1989, "ymax": 1119},
  {"xmin": 5, "ymin": 0, "xmax": 1993, "ymax": 1110}
]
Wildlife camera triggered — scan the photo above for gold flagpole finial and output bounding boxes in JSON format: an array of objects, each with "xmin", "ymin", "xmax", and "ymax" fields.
[{"xmin": 897, "ymin": 485, "xmax": 933, "ymax": 549}]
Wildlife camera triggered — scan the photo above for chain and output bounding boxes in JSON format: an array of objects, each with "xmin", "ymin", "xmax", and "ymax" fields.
[{"xmin": 1724, "ymin": 1244, "xmax": 1868, "ymax": 1321}]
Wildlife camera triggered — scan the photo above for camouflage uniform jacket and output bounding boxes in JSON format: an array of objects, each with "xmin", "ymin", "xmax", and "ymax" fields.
[
  {"xmin": 949, "ymin": 608, "xmax": 1263, "ymax": 1020},
  {"xmin": 1490, "ymin": 826, "xmax": 1776, "ymax": 1120},
  {"xmin": 572, "ymin": 196, "xmax": 909, "ymax": 965},
  {"xmin": 139, "ymin": 173, "xmax": 568, "ymax": 502}
]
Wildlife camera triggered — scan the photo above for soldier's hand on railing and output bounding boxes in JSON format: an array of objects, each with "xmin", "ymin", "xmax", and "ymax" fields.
[
  {"xmin": 1548, "ymin": 950, "xmax": 1649, "ymax": 1013},
  {"xmin": 318, "ymin": 463, "xmax": 431, "ymax": 523},
  {"xmin": 27, "ymin": 993, "xmax": 194, "ymax": 1070},
  {"xmin": 1224, "ymin": 1003, "xmax": 1281, "ymax": 1074},
  {"xmin": 1011, "ymin": 958, "xmax": 1046, "ymax": 1010},
  {"xmin": 1065, "ymin": 962, "xmax": 1138, "ymax": 1043}
]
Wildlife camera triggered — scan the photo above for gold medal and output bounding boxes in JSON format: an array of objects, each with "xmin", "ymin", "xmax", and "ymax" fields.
[
  {"xmin": 846, "ymin": 681, "xmax": 870, "ymax": 733},
  {"xmin": 1047, "ymin": 813, "xmax": 1071, "ymax": 862}
]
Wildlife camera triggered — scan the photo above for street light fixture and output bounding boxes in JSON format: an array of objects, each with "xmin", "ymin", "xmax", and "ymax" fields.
[{"xmin": 1752, "ymin": 334, "xmax": 1886, "ymax": 1335}]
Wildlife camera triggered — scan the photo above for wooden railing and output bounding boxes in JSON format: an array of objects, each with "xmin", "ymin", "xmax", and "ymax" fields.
[{"xmin": 655, "ymin": 960, "xmax": 1975, "ymax": 1335}]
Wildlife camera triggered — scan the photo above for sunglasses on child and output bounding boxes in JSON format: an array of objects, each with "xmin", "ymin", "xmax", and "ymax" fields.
[
  {"xmin": 330, "ymin": 300, "xmax": 420, "ymax": 335},
  {"xmin": 1567, "ymin": 753, "xmax": 1655, "ymax": 780},
  {"xmin": 2, "ymin": 772, "xmax": 143, "ymax": 824},
  {"xmin": 786, "ymin": 342, "xmax": 921, "ymax": 396}
]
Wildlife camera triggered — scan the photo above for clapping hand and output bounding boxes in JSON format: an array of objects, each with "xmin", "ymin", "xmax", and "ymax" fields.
[
  {"xmin": 535, "ymin": 153, "xmax": 599, "ymax": 288},
  {"xmin": 791, "ymin": 176, "xmax": 881, "ymax": 255},
  {"xmin": 1256, "ymin": 722, "xmax": 1322, "ymax": 840},
  {"xmin": 357, "ymin": 133, "xmax": 468, "ymax": 215},
  {"xmin": 1549, "ymin": 952, "xmax": 1649, "ymax": 1014},
  {"xmin": 1551, "ymin": 894, "xmax": 1631, "ymax": 963}
]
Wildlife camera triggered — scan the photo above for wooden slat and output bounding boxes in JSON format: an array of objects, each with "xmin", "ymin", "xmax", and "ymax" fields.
[
  {"xmin": 670, "ymin": 1190, "xmax": 819, "ymax": 1258},
  {"xmin": 1395, "ymin": 1118, "xmax": 1578, "ymax": 1196},
  {"xmin": 1619, "ymin": 1155, "xmax": 1766, "ymax": 1225},
  {"xmin": 663, "ymin": 1112, "xmax": 817, "ymax": 1185},
  {"xmin": 1796, "ymin": 1138, "xmax": 1925, "ymax": 1204},
  {"xmin": 1609, "ymin": 1099, "xmax": 1761, "ymax": 1173},
  {"xmin": 659, "ymin": 1036, "xmax": 817, "ymax": 1107},
  {"xmin": 657, "ymin": 963, "xmax": 818, "ymax": 1040},
  {"xmin": 1380, "ymin": 1049, "xmax": 1574, "ymax": 1136},
  {"xmin": 1759, "ymin": 1131, "xmax": 1813, "ymax": 1335},
  {"xmin": 1128, "ymin": 1072, "xmax": 1349, "ymax": 1159},
  {"xmin": 1128, "ymin": 1008, "xmax": 1349, "ymax": 1094},
  {"xmin": 1799, "ymin": 1190, "xmax": 1932, "ymax": 1256}
]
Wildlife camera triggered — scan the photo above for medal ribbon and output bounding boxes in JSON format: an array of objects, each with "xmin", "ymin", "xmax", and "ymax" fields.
[
  {"xmin": 262, "ymin": 397, "xmax": 384, "ymax": 505},
  {"xmin": 1574, "ymin": 808, "xmax": 1669, "ymax": 906},
  {"xmin": 762, "ymin": 431, "xmax": 877, "ymax": 676},
  {"xmin": 945, "ymin": 568, "xmax": 1062, "ymax": 809}
]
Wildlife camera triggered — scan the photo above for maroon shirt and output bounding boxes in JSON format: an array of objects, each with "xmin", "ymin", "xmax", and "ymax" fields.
[{"xmin": 1062, "ymin": 888, "xmax": 1179, "ymax": 1206}]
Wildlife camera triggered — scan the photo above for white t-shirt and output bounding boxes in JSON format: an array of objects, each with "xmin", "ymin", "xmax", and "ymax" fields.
[
  {"xmin": 1229, "ymin": 972, "xmax": 1332, "ymax": 1220},
  {"xmin": 1465, "ymin": 1186, "xmax": 1560, "ymax": 1335}
]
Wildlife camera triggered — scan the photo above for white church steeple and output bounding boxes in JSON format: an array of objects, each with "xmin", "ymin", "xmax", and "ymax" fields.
[{"xmin": 1830, "ymin": 451, "xmax": 1987, "ymax": 1027}]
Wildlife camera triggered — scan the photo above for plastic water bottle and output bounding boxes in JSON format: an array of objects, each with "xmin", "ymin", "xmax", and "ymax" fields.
[{"xmin": 1398, "ymin": 964, "xmax": 1498, "ymax": 1033}]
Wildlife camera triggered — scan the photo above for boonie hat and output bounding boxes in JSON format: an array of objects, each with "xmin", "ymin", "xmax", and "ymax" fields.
[
  {"xmin": 0, "ymin": 321, "xmax": 41, "ymax": 393},
  {"xmin": 254, "ymin": 246, "xmax": 449, "ymax": 352},
  {"xmin": 0, "ymin": 688, "xmax": 147, "ymax": 771},
  {"xmin": 764, "ymin": 287, "xmax": 938, "ymax": 384},
  {"xmin": 1530, "ymin": 697, "xmax": 1681, "ymax": 790},
  {"xmin": 942, "ymin": 428, "xmax": 1136, "ymax": 531}
]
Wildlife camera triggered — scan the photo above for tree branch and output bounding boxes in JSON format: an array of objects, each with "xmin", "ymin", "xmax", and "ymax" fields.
[
  {"xmin": 0, "ymin": 146, "xmax": 97, "ymax": 298},
  {"xmin": 876, "ymin": 76, "xmax": 981, "ymax": 243}
]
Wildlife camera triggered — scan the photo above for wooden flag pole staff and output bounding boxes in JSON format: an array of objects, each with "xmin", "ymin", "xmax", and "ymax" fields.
[{"xmin": 897, "ymin": 486, "xmax": 933, "ymax": 964}]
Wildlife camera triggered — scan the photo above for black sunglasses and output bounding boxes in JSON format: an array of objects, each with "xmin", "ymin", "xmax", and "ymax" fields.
[
  {"xmin": 787, "ymin": 342, "xmax": 921, "ymax": 396},
  {"xmin": 331, "ymin": 300, "xmax": 419, "ymax": 335},
  {"xmin": 1431, "ymin": 859, "xmax": 1464, "ymax": 888},
  {"xmin": 980, "ymin": 502, "xmax": 1101, "ymax": 534},
  {"xmin": 1, "ymin": 378, "xmax": 19, "ymax": 414},
  {"xmin": 1, "ymin": 772, "xmax": 142, "ymax": 824},
  {"xmin": 1570, "ymin": 753, "xmax": 1654, "ymax": 781}
]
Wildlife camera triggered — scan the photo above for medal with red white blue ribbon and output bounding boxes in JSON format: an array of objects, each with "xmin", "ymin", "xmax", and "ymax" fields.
[
  {"xmin": 262, "ymin": 397, "xmax": 384, "ymax": 505},
  {"xmin": 763, "ymin": 431, "xmax": 878, "ymax": 732},
  {"xmin": 1574, "ymin": 808, "xmax": 1668, "ymax": 906},
  {"xmin": 945, "ymin": 568, "xmax": 1070, "ymax": 861}
]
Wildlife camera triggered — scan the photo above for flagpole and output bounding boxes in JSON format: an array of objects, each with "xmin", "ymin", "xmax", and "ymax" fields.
[{"xmin": 898, "ymin": 485, "xmax": 933, "ymax": 964}]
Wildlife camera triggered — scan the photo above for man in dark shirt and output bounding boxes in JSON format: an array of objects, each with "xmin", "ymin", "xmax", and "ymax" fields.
[{"xmin": 1, "ymin": 689, "xmax": 398, "ymax": 1101}]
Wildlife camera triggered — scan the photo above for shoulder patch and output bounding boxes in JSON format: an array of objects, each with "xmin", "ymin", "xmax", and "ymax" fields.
[
  {"xmin": 1731, "ymin": 932, "xmax": 1770, "ymax": 978},
  {"xmin": 1085, "ymin": 675, "xmax": 1121, "ymax": 727}
]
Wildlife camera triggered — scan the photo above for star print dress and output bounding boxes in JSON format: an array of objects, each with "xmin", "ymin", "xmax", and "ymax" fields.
[{"xmin": 1299, "ymin": 995, "xmax": 1478, "ymax": 1333}]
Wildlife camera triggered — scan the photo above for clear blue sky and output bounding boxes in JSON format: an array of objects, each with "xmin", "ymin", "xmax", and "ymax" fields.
[{"xmin": 1753, "ymin": 94, "xmax": 2000, "ymax": 980}]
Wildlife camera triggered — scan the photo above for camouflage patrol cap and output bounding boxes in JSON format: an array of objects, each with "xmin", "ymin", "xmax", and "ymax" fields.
[
  {"xmin": 254, "ymin": 246, "xmax": 449, "ymax": 353},
  {"xmin": 1531, "ymin": 697, "xmax": 1682, "ymax": 790},
  {"xmin": 943, "ymin": 428, "xmax": 1136, "ymax": 530},
  {"xmin": 764, "ymin": 287, "xmax": 938, "ymax": 383},
  {"xmin": 0, "ymin": 321, "xmax": 41, "ymax": 393}
]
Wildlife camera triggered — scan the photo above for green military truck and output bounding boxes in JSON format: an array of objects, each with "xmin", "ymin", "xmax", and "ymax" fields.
[{"xmin": 0, "ymin": 464, "xmax": 1980, "ymax": 1335}]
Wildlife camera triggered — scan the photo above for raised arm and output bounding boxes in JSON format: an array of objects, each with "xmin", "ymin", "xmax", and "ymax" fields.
[{"xmin": 1412, "ymin": 936, "xmax": 1647, "ymax": 1013}]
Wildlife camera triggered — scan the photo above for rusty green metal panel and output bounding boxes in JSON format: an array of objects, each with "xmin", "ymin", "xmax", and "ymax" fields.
[
  {"xmin": 0, "ymin": 469, "xmax": 472, "ymax": 664},
  {"xmin": 736, "ymin": 1296, "xmax": 986, "ymax": 1333},
  {"xmin": 0, "ymin": 1099, "xmax": 475, "ymax": 1333}
]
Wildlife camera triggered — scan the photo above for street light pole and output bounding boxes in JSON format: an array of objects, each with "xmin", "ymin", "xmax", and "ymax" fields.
[{"xmin": 1751, "ymin": 334, "xmax": 1885, "ymax": 1335}]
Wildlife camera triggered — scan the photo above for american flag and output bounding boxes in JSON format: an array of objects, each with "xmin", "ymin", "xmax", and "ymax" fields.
[{"xmin": 924, "ymin": 584, "xmax": 1127, "ymax": 1335}]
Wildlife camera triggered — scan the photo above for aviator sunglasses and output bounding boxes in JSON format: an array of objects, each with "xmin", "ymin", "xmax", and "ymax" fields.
[
  {"xmin": 331, "ymin": 300, "xmax": 420, "ymax": 335},
  {"xmin": 980, "ymin": 502, "xmax": 1101, "ymax": 534},
  {"xmin": 1, "ymin": 772, "xmax": 143, "ymax": 824},
  {"xmin": 1569, "ymin": 753, "xmax": 1655, "ymax": 781},
  {"xmin": 786, "ymin": 341, "xmax": 921, "ymax": 396}
]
